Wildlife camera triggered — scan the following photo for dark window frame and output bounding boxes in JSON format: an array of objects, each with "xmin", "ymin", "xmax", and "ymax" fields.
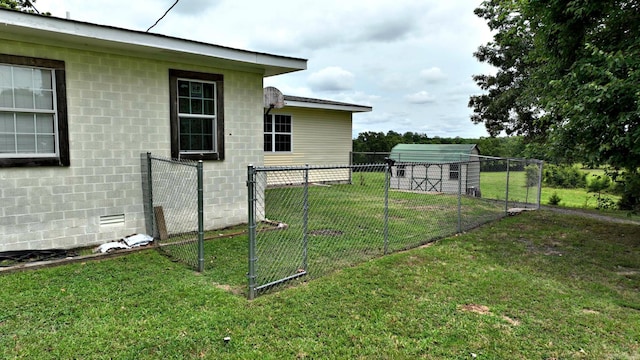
[
  {"xmin": 169, "ymin": 69, "xmax": 224, "ymax": 161},
  {"xmin": 0, "ymin": 54, "xmax": 69, "ymax": 168},
  {"xmin": 396, "ymin": 164, "xmax": 406, "ymax": 177}
]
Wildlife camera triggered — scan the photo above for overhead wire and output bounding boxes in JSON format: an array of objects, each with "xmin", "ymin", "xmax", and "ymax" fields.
[
  {"xmin": 23, "ymin": 0, "xmax": 40, "ymax": 14},
  {"xmin": 146, "ymin": 0, "xmax": 180, "ymax": 32}
]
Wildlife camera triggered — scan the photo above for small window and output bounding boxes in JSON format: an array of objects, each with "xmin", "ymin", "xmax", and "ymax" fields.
[
  {"xmin": 449, "ymin": 163, "xmax": 460, "ymax": 180},
  {"xmin": 396, "ymin": 164, "xmax": 406, "ymax": 177},
  {"xmin": 264, "ymin": 114, "xmax": 291, "ymax": 152},
  {"xmin": 169, "ymin": 69, "xmax": 224, "ymax": 161},
  {"xmin": 0, "ymin": 54, "xmax": 69, "ymax": 167}
]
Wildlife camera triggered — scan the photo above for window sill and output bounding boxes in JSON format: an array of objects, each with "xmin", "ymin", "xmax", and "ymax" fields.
[
  {"xmin": 179, "ymin": 153, "xmax": 222, "ymax": 161},
  {"xmin": 0, "ymin": 157, "xmax": 69, "ymax": 168}
]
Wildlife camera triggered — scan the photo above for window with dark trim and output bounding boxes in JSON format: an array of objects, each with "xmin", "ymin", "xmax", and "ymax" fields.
[
  {"xmin": 396, "ymin": 164, "xmax": 406, "ymax": 177},
  {"xmin": 0, "ymin": 54, "xmax": 69, "ymax": 167},
  {"xmin": 169, "ymin": 69, "xmax": 224, "ymax": 161},
  {"xmin": 449, "ymin": 163, "xmax": 460, "ymax": 180},
  {"xmin": 263, "ymin": 114, "xmax": 292, "ymax": 152}
]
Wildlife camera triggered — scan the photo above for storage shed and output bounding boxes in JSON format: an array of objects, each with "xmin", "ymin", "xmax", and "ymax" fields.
[{"xmin": 389, "ymin": 144, "xmax": 481, "ymax": 195}]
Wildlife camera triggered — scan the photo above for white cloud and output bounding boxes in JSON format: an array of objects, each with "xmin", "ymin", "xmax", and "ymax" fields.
[
  {"xmin": 173, "ymin": 0, "xmax": 220, "ymax": 15},
  {"xmin": 308, "ymin": 67, "xmax": 355, "ymax": 92},
  {"xmin": 405, "ymin": 91, "xmax": 436, "ymax": 104},
  {"xmin": 35, "ymin": 0, "xmax": 493, "ymax": 139},
  {"xmin": 420, "ymin": 67, "xmax": 447, "ymax": 83}
]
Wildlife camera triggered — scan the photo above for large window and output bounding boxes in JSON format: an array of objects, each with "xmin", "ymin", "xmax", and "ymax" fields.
[
  {"xmin": 169, "ymin": 69, "xmax": 224, "ymax": 160},
  {"xmin": 264, "ymin": 114, "xmax": 292, "ymax": 152},
  {"xmin": 0, "ymin": 54, "xmax": 69, "ymax": 167}
]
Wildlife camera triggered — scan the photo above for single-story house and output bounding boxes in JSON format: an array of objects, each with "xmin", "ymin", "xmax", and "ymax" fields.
[
  {"xmin": 263, "ymin": 87, "xmax": 372, "ymax": 185},
  {"xmin": 389, "ymin": 144, "xmax": 481, "ymax": 195},
  {"xmin": 0, "ymin": 9, "xmax": 307, "ymax": 251}
]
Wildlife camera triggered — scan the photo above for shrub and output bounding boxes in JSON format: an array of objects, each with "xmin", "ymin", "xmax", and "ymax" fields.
[
  {"xmin": 586, "ymin": 174, "xmax": 611, "ymax": 193},
  {"xmin": 595, "ymin": 196, "xmax": 617, "ymax": 210},
  {"xmin": 548, "ymin": 192, "xmax": 561, "ymax": 206},
  {"xmin": 524, "ymin": 164, "xmax": 539, "ymax": 187},
  {"xmin": 543, "ymin": 164, "xmax": 587, "ymax": 188},
  {"xmin": 614, "ymin": 173, "xmax": 640, "ymax": 212}
]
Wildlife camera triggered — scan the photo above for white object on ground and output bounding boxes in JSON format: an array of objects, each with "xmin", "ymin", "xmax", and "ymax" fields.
[
  {"xmin": 94, "ymin": 234, "xmax": 154, "ymax": 253},
  {"xmin": 96, "ymin": 242, "xmax": 130, "ymax": 253},
  {"xmin": 122, "ymin": 233, "xmax": 154, "ymax": 247}
]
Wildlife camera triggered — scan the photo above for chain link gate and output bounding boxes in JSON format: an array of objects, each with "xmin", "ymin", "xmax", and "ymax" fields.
[{"xmin": 146, "ymin": 153, "xmax": 204, "ymax": 272}]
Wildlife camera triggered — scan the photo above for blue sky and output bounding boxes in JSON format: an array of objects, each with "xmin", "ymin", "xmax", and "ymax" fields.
[{"xmin": 36, "ymin": 0, "xmax": 495, "ymax": 139}]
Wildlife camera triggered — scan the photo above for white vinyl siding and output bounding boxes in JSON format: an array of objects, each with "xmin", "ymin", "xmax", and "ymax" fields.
[{"xmin": 264, "ymin": 107, "xmax": 352, "ymax": 166}]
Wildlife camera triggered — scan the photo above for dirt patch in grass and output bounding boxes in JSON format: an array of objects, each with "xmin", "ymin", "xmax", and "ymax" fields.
[
  {"xmin": 214, "ymin": 283, "xmax": 245, "ymax": 296},
  {"xmin": 616, "ymin": 268, "xmax": 639, "ymax": 276},
  {"xmin": 582, "ymin": 309, "xmax": 600, "ymax": 314},
  {"xmin": 459, "ymin": 304, "xmax": 521, "ymax": 326},
  {"xmin": 502, "ymin": 315, "xmax": 521, "ymax": 326},
  {"xmin": 517, "ymin": 237, "xmax": 564, "ymax": 256},
  {"xmin": 309, "ymin": 229, "xmax": 344, "ymax": 236},
  {"xmin": 406, "ymin": 205, "xmax": 449, "ymax": 211},
  {"xmin": 460, "ymin": 304, "xmax": 490, "ymax": 314}
]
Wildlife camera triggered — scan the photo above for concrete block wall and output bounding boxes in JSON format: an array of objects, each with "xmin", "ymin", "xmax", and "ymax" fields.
[{"xmin": 0, "ymin": 40, "xmax": 264, "ymax": 251}]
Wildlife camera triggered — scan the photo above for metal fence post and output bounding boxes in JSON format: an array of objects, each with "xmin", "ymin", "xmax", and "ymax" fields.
[
  {"xmin": 457, "ymin": 163, "xmax": 462, "ymax": 233},
  {"xmin": 348, "ymin": 152, "xmax": 353, "ymax": 185},
  {"xmin": 146, "ymin": 152, "xmax": 154, "ymax": 239},
  {"xmin": 302, "ymin": 164, "xmax": 310, "ymax": 272},
  {"xmin": 537, "ymin": 161, "xmax": 544, "ymax": 209},
  {"xmin": 505, "ymin": 158, "xmax": 511, "ymax": 214},
  {"xmin": 525, "ymin": 160, "xmax": 530, "ymax": 206},
  {"xmin": 247, "ymin": 165, "xmax": 257, "ymax": 300},
  {"xmin": 383, "ymin": 161, "xmax": 390, "ymax": 255},
  {"xmin": 197, "ymin": 160, "xmax": 204, "ymax": 273}
]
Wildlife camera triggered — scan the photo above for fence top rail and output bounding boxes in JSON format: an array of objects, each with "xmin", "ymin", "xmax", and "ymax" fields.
[
  {"xmin": 254, "ymin": 164, "xmax": 385, "ymax": 172},
  {"xmin": 149, "ymin": 154, "xmax": 200, "ymax": 168}
]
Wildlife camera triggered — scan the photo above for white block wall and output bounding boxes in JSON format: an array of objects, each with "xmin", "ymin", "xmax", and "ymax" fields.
[{"xmin": 0, "ymin": 40, "xmax": 264, "ymax": 251}]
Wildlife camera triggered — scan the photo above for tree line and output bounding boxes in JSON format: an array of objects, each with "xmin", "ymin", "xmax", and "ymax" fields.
[{"xmin": 352, "ymin": 131, "xmax": 545, "ymax": 160}]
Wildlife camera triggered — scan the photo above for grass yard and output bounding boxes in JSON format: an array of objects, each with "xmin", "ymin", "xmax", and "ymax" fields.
[
  {"xmin": 1, "ymin": 210, "xmax": 639, "ymax": 359},
  {"xmin": 248, "ymin": 174, "xmax": 507, "ymax": 293}
]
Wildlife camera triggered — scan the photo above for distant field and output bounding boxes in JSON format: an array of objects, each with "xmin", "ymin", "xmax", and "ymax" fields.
[{"xmin": 480, "ymin": 168, "xmax": 620, "ymax": 209}]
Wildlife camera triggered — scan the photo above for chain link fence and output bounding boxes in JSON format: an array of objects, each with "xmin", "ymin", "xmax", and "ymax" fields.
[
  {"xmin": 146, "ymin": 153, "xmax": 204, "ymax": 272},
  {"xmin": 247, "ymin": 156, "xmax": 542, "ymax": 299}
]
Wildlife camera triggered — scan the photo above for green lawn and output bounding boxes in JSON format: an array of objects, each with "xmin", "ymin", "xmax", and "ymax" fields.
[
  {"xmin": 250, "ymin": 173, "xmax": 506, "ymax": 294},
  {"xmin": 164, "ymin": 169, "xmax": 636, "ymax": 295},
  {"xmin": 480, "ymin": 169, "xmax": 623, "ymax": 209},
  {"xmin": 1, "ymin": 210, "xmax": 639, "ymax": 359}
]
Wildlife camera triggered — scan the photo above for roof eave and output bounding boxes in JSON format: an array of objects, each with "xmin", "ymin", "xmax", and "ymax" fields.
[
  {"xmin": 0, "ymin": 9, "xmax": 307, "ymax": 77},
  {"xmin": 284, "ymin": 99, "xmax": 372, "ymax": 113}
]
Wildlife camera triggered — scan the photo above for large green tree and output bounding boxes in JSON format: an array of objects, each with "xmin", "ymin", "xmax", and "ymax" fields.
[{"xmin": 470, "ymin": 0, "xmax": 640, "ymax": 208}]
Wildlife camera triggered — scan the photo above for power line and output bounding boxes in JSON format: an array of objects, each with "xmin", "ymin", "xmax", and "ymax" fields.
[
  {"xmin": 146, "ymin": 0, "xmax": 180, "ymax": 32},
  {"xmin": 23, "ymin": 0, "xmax": 40, "ymax": 14}
]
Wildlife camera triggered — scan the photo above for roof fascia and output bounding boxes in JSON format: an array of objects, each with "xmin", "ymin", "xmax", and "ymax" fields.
[
  {"xmin": 284, "ymin": 99, "xmax": 372, "ymax": 113},
  {"xmin": 0, "ymin": 9, "xmax": 307, "ymax": 76}
]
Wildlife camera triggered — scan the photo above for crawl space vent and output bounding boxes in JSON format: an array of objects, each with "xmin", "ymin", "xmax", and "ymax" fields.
[{"xmin": 100, "ymin": 214, "xmax": 125, "ymax": 226}]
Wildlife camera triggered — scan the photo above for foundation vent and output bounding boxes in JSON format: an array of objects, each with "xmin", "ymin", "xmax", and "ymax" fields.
[{"xmin": 100, "ymin": 214, "xmax": 125, "ymax": 226}]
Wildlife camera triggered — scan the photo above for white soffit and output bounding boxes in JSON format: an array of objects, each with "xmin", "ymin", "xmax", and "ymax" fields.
[
  {"xmin": 284, "ymin": 99, "xmax": 372, "ymax": 113},
  {"xmin": 0, "ymin": 9, "xmax": 307, "ymax": 76}
]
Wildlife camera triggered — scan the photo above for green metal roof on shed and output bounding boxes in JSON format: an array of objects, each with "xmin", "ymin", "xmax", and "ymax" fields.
[{"xmin": 389, "ymin": 144, "xmax": 479, "ymax": 163}]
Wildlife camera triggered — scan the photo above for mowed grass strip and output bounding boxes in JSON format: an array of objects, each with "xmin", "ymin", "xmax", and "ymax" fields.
[{"xmin": 1, "ymin": 210, "xmax": 639, "ymax": 359}]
